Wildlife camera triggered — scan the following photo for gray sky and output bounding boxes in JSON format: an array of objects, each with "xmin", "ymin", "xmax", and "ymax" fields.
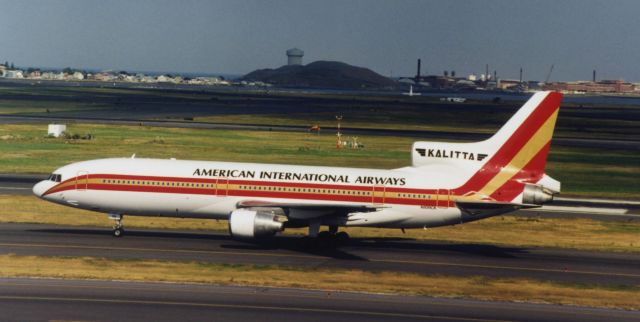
[{"xmin": 1, "ymin": 0, "xmax": 638, "ymax": 81}]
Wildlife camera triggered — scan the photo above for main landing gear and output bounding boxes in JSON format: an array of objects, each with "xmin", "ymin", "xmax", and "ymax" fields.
[
  {"xmin": 108, "ymin": 214, "xmax": 124, "ymax": 237},
  {"xmin": 308, "ymin": 224, "xmax": 350, "ymax": 247},
  {"xmin": 318, "ymin": 231, "xmax": 350, "ymax": 244}
]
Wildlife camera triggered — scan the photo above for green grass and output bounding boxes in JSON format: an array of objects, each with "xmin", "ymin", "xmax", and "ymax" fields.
[
  {"xmin": 546, "ymin": 148, "xmax": 640, "ymax": 198},
  {"xmin": 0, "ymin": 123, "xmax": 412, "ymax": 172}
]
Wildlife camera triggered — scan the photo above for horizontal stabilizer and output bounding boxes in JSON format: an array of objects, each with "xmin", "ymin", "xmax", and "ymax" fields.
[{"xmin": 456, "ymin": 200, "xmax": 539, "ymax": 222}]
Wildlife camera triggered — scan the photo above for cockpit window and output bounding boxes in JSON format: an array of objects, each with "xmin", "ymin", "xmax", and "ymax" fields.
[{"xmin": 48, "ymin": 174, "xmax": 62, "ymax": 182}]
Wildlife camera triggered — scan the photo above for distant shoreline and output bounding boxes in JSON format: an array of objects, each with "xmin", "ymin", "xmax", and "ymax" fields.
[{"xmin": 1, "ymin": 77, "xmax": 640, "ymax": 106}]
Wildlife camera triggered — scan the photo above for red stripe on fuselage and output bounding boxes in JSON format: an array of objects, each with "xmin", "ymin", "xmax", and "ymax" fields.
[
  {"xmin": 46, "ymin": 175, "xmax": 441, "ymax": 195},
  {"xmin": 43, "ymin": 174, "xmax": 454, "ymax": 207}
]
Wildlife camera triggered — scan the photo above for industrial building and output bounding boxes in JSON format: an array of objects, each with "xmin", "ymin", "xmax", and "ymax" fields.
[{"xmin": 544, "ymin": 80, "xmax": 637, "ymax": 93}]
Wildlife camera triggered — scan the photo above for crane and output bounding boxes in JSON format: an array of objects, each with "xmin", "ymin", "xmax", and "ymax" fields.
[{"xmin": 545, "ymin": 64, "xmax": 555, "ymax": 83}]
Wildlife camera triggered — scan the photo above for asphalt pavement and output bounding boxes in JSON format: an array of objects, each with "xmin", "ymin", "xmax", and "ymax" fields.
[
  {"xmin": 0, "ymin": 223, "xmax": 638, "ymax": 288},
  {"xmin": 2, "ymin": 278, "xmax": 637, "ymax": 322}
]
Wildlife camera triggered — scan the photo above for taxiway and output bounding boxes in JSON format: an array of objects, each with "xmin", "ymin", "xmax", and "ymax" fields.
[
  {"xmin": 2, "ymin": 278, "xmax": 637, "ymax": 322},
  {"xmin": 0, "ymin": 223, "xmax": 638, "ymax": 288}
]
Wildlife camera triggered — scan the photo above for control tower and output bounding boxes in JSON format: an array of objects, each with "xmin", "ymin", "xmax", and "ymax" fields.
[{"xmin": 286, "ymin": 48, "xmax": 304, "ymax": 66}]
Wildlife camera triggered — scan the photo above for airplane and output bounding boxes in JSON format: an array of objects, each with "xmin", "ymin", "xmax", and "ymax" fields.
[
  {"xmin": 402, "ymin": 85, "xmax": 421, "ymax": 96},
  {"xmin": 33, "ymin": 91, "xmax": 562, "ymax": 243}
]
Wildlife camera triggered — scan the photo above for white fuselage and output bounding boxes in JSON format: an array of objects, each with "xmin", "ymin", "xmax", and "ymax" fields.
[{"xmin": 33, "ymin": 157, "xmax": 466, "ymax": 229}]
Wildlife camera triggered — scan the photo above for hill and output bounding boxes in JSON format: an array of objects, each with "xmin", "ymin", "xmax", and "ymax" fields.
[{"xmin": 242, "ymin": 61, "xmax": 397, "ymax": 90}]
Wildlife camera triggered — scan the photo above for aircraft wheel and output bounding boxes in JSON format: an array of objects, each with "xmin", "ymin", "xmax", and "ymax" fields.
[
  {"xmin": 335, "ymin": 231, "xmax": 350, "ymax": 244},
  {"xmin": 317, "ymin": 231, "xmax": 332, "ymax": 240},
  {"xmin": 306, "ymin": 231, "xmax": 333, "ymax": 248},
  {"xmin": 113, "ymin": 228, "xmax": 124, "ymax": 237}
]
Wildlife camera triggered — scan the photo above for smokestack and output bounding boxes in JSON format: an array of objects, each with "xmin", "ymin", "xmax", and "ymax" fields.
[
  {"xmin": 593, "ymin": 69, "xmax": 596, "ymax": 83},
  {"xmin": 493, "ymin": 70, "xmax": 497, "ymax": 81},
  {"xmin": 486, "ymin": 64, "xmax": 489, "ymax": 80},
  {"xmin": 519, "ymin": 68, "xmax": 523, "ymax": 83},
  {"xmin": 416, "ymin": 59, "xmax": 421, "ymax": 81}
]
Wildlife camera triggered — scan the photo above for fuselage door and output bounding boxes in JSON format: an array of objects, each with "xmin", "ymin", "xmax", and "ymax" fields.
[
  {"xmin": 75, "ymin": 171, "xmax": 89, "ymax": 191},
  {"xmin": 372, "ymin": 185, "xmax": 386, "ymax": 206},
  {"xmin": 437, "ymin": 189, "xmax": 450, "ymax": 208},
  {"xmin": 216, "ymin": 177, "xmax": 228, "ymax": 197}
]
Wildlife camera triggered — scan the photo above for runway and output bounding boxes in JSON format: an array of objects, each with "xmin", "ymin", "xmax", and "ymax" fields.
[
  {"xmin": 2, "ymin": 278, "xmax": 637, "ymax": 322},
  {"xmin": 0, "ymin": 173, "xmax": 43, "ymax": 195},
  {"xmin": 1, "ymin": 223, "xmax": 639, "ymax": 288}
]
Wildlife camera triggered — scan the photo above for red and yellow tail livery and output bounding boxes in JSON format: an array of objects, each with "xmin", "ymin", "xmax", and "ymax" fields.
[{"xmin": 458, "ymin": 91, "xmax": 562, "ymax": 203}]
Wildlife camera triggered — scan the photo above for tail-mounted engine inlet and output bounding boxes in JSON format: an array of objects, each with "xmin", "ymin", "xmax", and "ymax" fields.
[{"xmin": 522, "ymin": 184, "xmax": 554, "ymax": 205}]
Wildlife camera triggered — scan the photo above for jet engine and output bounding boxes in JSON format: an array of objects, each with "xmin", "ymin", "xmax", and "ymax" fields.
[
  {"xmin": 522, "ymin": 184, "xmax": 554, "ymax": 205},
  {"xmin": 228, "ymin": 208, "xmax": 285, "ymax": 239}
]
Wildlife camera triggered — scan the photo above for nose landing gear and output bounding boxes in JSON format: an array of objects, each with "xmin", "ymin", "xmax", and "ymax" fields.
[{"xmin": 108, "ymin": 213, "xmax": 124, "ymax": 237}]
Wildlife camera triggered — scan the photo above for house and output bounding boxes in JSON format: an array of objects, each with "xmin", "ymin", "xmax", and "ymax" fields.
[
  {"xmin": 156, "ymin": 75, "xmax": 172, "ymax": 82},
  {"xmin": 5, "ymin": 70, "xmax": 24, "ymax": 78},
  {"xmin": 72, "ymin": 72, "xmax": 85, "ymax": 80},
  {"xmin": 40, "ymin": 72, "xmax": 55, "ymax": 79}
]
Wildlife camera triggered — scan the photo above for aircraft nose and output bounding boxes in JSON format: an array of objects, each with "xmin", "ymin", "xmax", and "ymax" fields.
[{"xmin": 32, "ymin": 181, "xmax": 51, "ymax": 198}]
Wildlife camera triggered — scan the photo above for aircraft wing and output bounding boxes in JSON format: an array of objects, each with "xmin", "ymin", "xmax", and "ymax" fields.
[
  {"xmin": 236, "ymin": 200, "xmax": 382, "ymax": 220},
  {"xmin": 237, "ymin": 200, "xmax": 382, "ymax": 212}
]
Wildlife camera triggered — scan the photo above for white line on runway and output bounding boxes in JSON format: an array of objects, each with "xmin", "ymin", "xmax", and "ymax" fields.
[
  {"xmin": 555, "ymin": 197, "xmax": 640, "ymax": 206},
  {"xmin": 538, "ymin": 206, "xmax": 628, "ymax": 214}
]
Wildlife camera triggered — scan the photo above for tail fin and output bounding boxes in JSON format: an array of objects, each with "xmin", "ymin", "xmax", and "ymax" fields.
[{"xmin": 454, "ymin": 91, "xmax": 562, "ymax": 203}]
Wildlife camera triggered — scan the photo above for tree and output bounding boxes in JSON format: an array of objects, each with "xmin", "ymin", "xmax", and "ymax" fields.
[
  {"xmin": 4, "ymin": 61, "xmax": 8, "ymax": 67},
  {"xmin": 63, "ymin": 67, "xmax": 73, "ymax": 74},
  {"xmin": 10, "ymin": 62, "xmax": 14, "ymax": 69},
  {"xmin": 451, "ymin": 70, "xmax": 456, "ymax": 77},
  {"xmin": 444, "ymin": 70, "xmax": 448, "ymax": 77}
]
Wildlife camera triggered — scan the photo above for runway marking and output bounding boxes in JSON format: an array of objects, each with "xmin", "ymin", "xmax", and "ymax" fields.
[
  {"xmin": 0, "ymin": 295, "xmax": 513, "ymax": 322},
  {"xmin": 1, "ymin": 242, "xmax": 639, "ymax": 279},
  {"xmin": 367, "ymin": 258, "xmax": 640, "ymax": 279},
  {"xmin": 536, "ymin": 205, "xmax": 628, "ymax": 215},
  {"xmin": 555, "ymin": 197, "xmax": 640, "ymax": 206},
  {"xmin": 0, "ymin": 186, "xmax": 31, "ymax": 190},
  {"xmin": 1, "ymin": 279, "xmax": 431, "ymax": 307},
  {"xmin": 0, "ymin": 242, "xmax": 321, "ymax": 259}
]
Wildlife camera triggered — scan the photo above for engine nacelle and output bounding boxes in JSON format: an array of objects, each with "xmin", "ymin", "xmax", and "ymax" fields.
[
  {"xmin": 522, "ymin": 184, "xmax": 554, "ymax": 205},
  {"xmin": 228, "ymin": 208, "xmax": 285, "ymax": 239}
]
